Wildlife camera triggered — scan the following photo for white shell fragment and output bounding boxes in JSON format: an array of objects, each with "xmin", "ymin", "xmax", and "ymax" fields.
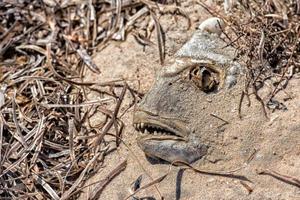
[{"xmin": 198, "ymin": 17, "xmax": 225, "ymax": 36}]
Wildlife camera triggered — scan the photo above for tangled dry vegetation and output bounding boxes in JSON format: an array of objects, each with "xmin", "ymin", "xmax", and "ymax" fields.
[
  {"xmin": 0, "ymin": 0, "xmax": 181, "ymax": 199},
  {"xmin": 0, "ymin": 0, "xmax": 299, "ymax": 199},
  {"xmin": 215, "ymin": 0, "xmax": 300, "ymax": 117}
]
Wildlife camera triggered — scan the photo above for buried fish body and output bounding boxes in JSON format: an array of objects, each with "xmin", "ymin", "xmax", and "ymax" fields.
[{"xmin": 133, "ymin": 18, "xmax": 243, "ymax": 163}]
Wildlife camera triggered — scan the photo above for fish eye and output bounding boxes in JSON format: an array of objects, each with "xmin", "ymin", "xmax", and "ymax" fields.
[{"xmin": 189, "ymin": 65, "xmax": 220, "ymax": 93}]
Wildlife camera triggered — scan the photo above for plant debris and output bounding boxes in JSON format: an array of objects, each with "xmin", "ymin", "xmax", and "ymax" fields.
[
  {"xmin": 199, "ymin": 0, "xmax": 300, "ymax": 117},
  {"xmin": 0, "ymin": 0, "xmax": 183, "ymax": 199},
  {"xmin": 227, "ymin": 0, "xmax": 300, "ymax": 117},
  {"xmin": 257, "ymin": 168, "xmax": 300, "ymax": 188}
]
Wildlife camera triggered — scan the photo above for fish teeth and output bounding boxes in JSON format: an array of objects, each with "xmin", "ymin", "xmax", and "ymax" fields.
[{"xmin": 133, "ymin": 123, "xmax": 175, "ymax": 137}]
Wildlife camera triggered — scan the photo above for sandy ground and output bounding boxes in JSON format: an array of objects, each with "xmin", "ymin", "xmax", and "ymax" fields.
[{"xmin": 81, "ymin": 2, "xmax": 300, "ymax": 199}]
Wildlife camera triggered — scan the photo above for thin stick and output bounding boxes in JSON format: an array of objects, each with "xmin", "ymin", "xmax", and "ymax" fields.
[
  {"xmin": 257, "ymin": 169, "xmax": 300, "ymax": 188},
  {"xmin": 89, "ymin": 160, "xmax": 127, "ymax": 199}
]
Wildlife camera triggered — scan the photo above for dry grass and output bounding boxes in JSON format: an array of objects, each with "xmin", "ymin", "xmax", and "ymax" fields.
[
  {"xmin": 201, "ymin": 0, "xmax": 300, "ymax": 117},
  {"xmin": 0, "ymin": 0, "xmax": 177, "ymax": 199}
]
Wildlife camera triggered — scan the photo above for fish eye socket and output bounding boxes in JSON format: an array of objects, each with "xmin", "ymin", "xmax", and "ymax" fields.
[{"xmin": 189, "ymin": 65, "xmax": 220, "ymax": 93}]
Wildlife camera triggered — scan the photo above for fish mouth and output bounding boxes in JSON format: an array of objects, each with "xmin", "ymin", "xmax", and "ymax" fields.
[
  {"xmin": 133, "ymin": 110, "xmax": 207, "ymax": 163},
  {"xmin": 133, "ymin": 110, "xmax": 189, "ymax": 140}
]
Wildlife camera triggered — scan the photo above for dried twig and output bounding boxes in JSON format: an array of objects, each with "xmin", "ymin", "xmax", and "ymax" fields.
[
  {"xmin": 89, "ymin": 160, "xmax": 127, "ymax": 200},
  {"xmin": 257, "ymin": 169, "xmax": 300, "ymax": 188},
  {"xmin": 173, "ymin": 160, "xmax": 250, "ymax": 182}
]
